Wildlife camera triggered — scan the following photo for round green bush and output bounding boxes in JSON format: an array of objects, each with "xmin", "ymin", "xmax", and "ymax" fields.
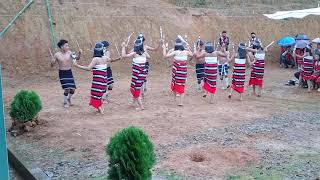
[
  {"xmin": 106, "ymin": 126, "xmax": 156, "ymax": 180},
  {"xmin": 9, "ymin": 90, "xmax": 42, "ymax": 123}
]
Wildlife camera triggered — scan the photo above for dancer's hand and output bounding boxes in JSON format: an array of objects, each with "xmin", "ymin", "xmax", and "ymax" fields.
[{"xmin": 121, "ymin": 42, "xmax": 126, "ymax": 47}]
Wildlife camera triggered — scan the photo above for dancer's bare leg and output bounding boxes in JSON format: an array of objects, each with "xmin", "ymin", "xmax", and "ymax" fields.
[
  {"xmin": 240, "ymin": 93, "xmax": 243, "ymax": 101},
  {"xmin": 98, "ymin": 106, "xmax": 104, "ymax": 115},
  {"xmin": 228, "ymin": 88, "xmax": 233, "ymax": 99},
  {"xmin": 130, "ymin": 98, "xmax": 137, "ymax": 107},
  {"xmin": 257, "ymin": 86, "xmax": 262, "ymax": 97},
  {"xmin": 137, "ymin": 97, "xmax": 145, "ymax": 110},
  {"xmin": 178, "ymin": 93, "xmax": 184, "ymax": 106},
  {"xmin": 209, "ymin": 94, "xmax": 214, "ymax": 104},
  {"xmin": 307, "ymin": 80, "xmax": 312, "ymax": 93},
  {"xmin": 252, "ymin": 85, "xmax": 256, "ymax": 96}
]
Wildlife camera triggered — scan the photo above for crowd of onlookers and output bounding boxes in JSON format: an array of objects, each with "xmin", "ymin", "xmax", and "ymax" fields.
[{"xmin": 280, "ymin": 35, "xmax": 320, "ymax": 92}]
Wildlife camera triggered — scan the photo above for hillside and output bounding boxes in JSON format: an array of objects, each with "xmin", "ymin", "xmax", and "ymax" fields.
[{"xmin": 0, "ymin": 0, "xmax": 320, "ymax": 76}]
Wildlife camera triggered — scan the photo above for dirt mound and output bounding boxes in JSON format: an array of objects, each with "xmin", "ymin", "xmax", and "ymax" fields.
[{"xmin": 1, "ymin": 0, "xmax": 320, "ymax": 76}]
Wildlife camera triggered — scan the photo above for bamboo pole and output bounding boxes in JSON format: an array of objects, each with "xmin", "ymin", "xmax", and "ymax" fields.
[
  {"xmin": 0, "ymin": 0, "xmax": 34, "ymax": 39},
  {"xmin": 45, "ymin": 0, "xmax": 57, "ymax": 51}
]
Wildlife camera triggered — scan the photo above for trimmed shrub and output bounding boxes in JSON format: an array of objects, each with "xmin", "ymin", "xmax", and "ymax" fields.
[
  {"xmin": 10, "ymin": 90, "xmax": 42, "ymax": 123},
  {"xmin": 106, "ymin": 126, "xmax": 155, "ymax": 180}
]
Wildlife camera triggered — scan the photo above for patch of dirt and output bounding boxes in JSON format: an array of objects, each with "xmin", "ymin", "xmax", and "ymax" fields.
[
  {"xmin": 162, "ymin": 145, "xmax": 257, "ymax": 178},
  {"xmin": 3, "ymin": 64, "xmax": 320, "ymax": 179}
]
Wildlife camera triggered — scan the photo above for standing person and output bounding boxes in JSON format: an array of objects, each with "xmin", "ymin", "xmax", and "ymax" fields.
[
  {"xmin": 162, "ymin": 38, "xmax": 193, "ymax": 106},
  {"xmin": 249, "ymin": 32, "xmax": 262, "ymax": 48},
  {"xmin": 51, "ymin": 39, "xmax": 82, "ymax": 108},
  {"xmin": 229, "ymin": 43, "xmax": 247, "ymax": 101},
  {"xmin": 192, "ymin": 39, "xmax": 205, "ymax": 91},
  {"xmin": 73, "ymin": 42, "xmax": 108, "ymax": 114},
  {"xmin": 247, "ymin": 41, "xmax": 274, "ymax": 97},
  {"xmin": 101, "ymin": 41, "xmax": 121, "ymax": 101},
  {"xmin": 136, "ymin": 33, "xmax": 161, "ymax": 94},
  {"xmin": 218, "ymin": 43, "xmax": 231, "ymax": 90},
  {"xmin": 122, "ymin": 39, "xmax": 150, "ymax": 110},
  {"xmin": 195, "ymin": 42, "xmax": 227, "ymax": 103},
  {"xmin": 219, "ymin": 30, "xmax": 230, "ymax": 51}
]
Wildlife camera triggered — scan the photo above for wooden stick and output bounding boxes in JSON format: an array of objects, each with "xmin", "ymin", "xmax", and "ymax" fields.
[
  {"xmin": 177, "ymin": 35, "xmax": 188, "ymax": 45},
  {"xmin": 160, "ymin": 26, "xmax": 163, "ymax": 39},
  {"xmin": 48, "ymin": 46, "xmax": 54, "ymax": 59},
  {"xmin": 75, "ymin": 39, "xmax": 80, "ymax": 49},
  {"xmin": 265, "ymin": 41, "xmax": 275, "ymax": 50},
  {"xmin": 86, "ymin": 49, "xmax": 93, "ymax": 52},
  {"xmin": 115, "ymin": 43, "xmax": 121, "ymax": 58},
  {"xmin": 126, "ymin": 32, "xmax": 134, "ymax": 47}
]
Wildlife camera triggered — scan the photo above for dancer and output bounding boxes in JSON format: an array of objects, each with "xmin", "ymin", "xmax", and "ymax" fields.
[
  {"xmin": 122, "ymin": 39, "xmax": 150, "ymax": 110},
  {"xmin": 136, "ymin": 33, "xmax": 162, "ymax": 94},
  {"xmin": 73, "ymin": 42, "xmax": 108, "ymax": 114},
  {"xmin": 301, "ymin": 55, "xmax": 315, "ymax": 92},
  {"xmin": 51, "ymin": 39, "xmax": 82, "ymax": 108},
  {"xmin": 247, "ymin": 41, "xmax": 274, "ymax": 97},
  {"xmin": 218, "ymin": 43, "xmax": 231, "ymax": 90},
  {"xmin": 228, "ymin": 43, "xmax": 247, "ymax": 101},
  {"xmin": 195, "ymin": 42, "xmax": 227, "ymax": 103},
  {"xmin": 192, "ymin": 39, "xmax": 205, "ymax": 91},
  {"xmin": 162, "ymin": 37, "xmax": 193, "ymax": 106},
  {"xmin": 101, "ymin": 41, "xmax": 121, "ymax": 101}
]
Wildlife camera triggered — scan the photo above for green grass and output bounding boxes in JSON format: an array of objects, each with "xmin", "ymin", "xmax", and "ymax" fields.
[
  {"xmin": 158, "ymin": 170, "xmax": 184, "ymax": 180},
  {"xmin": 226, "ymin": 150, "xmax": 320, "ymax": 180}
]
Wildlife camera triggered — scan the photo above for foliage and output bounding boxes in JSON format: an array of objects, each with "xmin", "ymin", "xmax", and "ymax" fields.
[
  {"xmin": 106, "ymin": 126, "xmax": 155, "ymax": 180},
  {"xmin": 10, "ymin": 90, "xmax": 42, "ymax": 123}
]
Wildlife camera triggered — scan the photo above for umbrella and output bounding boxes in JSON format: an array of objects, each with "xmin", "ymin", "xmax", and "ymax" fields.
[
  {"xmin": 295, "ymin": 41, "xmax": 308, "ymax": 49},
  {"xmin": 312, "ymin": 38, "xmax": 320, "ymax": 44},
  {"xmin": 295, "ymin": 34, "xmax": 310, "ymax": 40},
  {"xmin": 277, "ymin": 36, "xmax": 295, "ymax": 47}
]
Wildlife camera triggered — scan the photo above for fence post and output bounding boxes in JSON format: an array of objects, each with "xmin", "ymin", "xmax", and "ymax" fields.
[{"xmin": 0, "ymin": 65, "xmax": 9, "ymax": 179}]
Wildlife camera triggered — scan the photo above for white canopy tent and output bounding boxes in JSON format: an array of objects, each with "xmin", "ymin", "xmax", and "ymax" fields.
[{"xmin": 264, "ymin": 7, "xmax": 320, "ymax": 20}]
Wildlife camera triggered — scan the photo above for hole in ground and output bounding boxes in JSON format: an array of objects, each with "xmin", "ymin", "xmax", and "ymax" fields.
[{"xmin": 190, "ymin": 153, "xmax": 206, "ymax": 162}]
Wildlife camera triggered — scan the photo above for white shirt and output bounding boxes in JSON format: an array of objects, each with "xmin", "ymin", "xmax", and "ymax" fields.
[{"xmin": 205, "ymin": 57, "xmax": 218, "ymax": 64}]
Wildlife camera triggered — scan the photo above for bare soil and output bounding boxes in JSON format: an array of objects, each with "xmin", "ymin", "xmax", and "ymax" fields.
[
  {"xmin": 4, "ymin": 63, "xmax": 320, "ymax": 179},
  {"xmin": 1, "ymin": 0, "xmax": 320, "ymax": 179}
]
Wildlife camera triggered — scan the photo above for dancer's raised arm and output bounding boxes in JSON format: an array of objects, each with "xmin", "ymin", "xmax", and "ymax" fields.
[{"xmin": 121, "ymin": 42, "xmax": 136, "ymax": 58}]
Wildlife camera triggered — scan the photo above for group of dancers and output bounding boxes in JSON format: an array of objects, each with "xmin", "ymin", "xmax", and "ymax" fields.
[{"xmin": 50, "ymin": 31, "xmax": 275, "ymax": 114}]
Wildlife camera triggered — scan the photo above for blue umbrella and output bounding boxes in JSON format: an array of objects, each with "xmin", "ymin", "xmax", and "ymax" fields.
[
  {"xmin": 295, "ymin": 34, "xmax": 310, "ymax": 40},
  {"xmin": 295, "ymin": 41, "xmax": 308, "ymax": 49},
  {"xmin": 277, "ymin": 36, "xmax": 296, "ymax": 47}
]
